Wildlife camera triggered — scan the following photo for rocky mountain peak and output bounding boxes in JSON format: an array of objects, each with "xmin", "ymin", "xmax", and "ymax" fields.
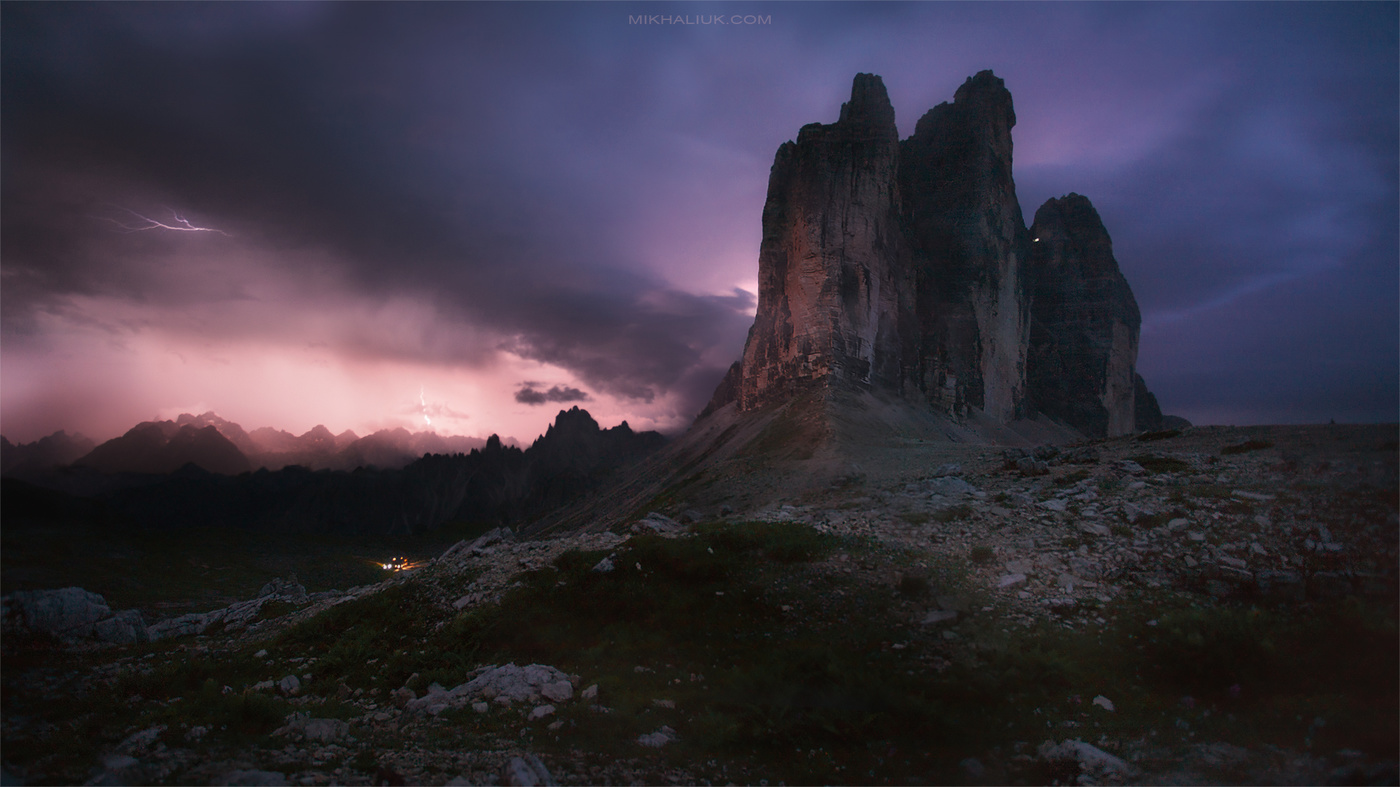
[
  {"xmin": 546, "ymin": 407, "xmax": 601, "ymax": 438},
  {"xmin": 951, "ymin": 69, "xmax": 1016, "ymax": 128},
  {"xmin": 1027, "ymin": 193, "xmax": 1142, "ymax": 438},
  {"xmin": 1031, "ymin": 194, "xmax": 1122, "ymax": 277},
  {"xmin": 835, "ymin": 72, "xmax": 898, "ymax": 139},
  {"xmin": 731, "ymin": 72, "xmax": 913, "ymax": 412},
  {"xmin": 707, "ymin": 71, "xmax": 1161, "ymax": 438}
]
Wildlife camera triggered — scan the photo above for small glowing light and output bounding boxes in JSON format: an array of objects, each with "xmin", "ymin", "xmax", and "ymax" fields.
[
  {"xmin": 1033, "ymin": 237, "xmax": 1040, "ymax": 242},
  {"xmin": 420, "ymin": 385, "xmax": 432, "ymax": 427}
]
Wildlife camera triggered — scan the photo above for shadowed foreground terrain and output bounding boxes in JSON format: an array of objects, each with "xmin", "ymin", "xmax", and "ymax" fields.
[{"xmin": 2, "ymin": 422, "xmax": 1396, "ymax": 785}]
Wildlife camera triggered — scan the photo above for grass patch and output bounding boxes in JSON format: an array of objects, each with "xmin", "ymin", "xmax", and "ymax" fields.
[
  {"xmin": 145, "ymin": 679, "xmax": 291, "ymax": 743},
  {"xmin": 1138, "ymin": 429, "xmax": 1183, "ymax": 442},
  {"xmin": 254, "ymin": 598, "xmax": 300, "ymax": 623},
  {"xmin": 1132, "ymin": 597, "xmax": 1398, "ymax": 755},
  {"xmin": 1097, "ymin": 476, "xmax": 1124, "ymax": 493},
  {"xmin": 1135, "ymin": 512, "xmax": 1174, "ymax": 530},
  {"xmin": 897, "ymin": 571, "xmax": 931, "ymax": 598},
  {"xmin": 0, "ymin": 491, "xmax": 484, "ymax": 616},
  {"xmin": 899, "ymin": 510, "xmax": 931, "ymax": 525},
  {"xmin": 1222, "ymin": 499, "xmax": 1256, "ymax": 517},
  {"xmin": 1054, "ymin": 469, "xmax": 1092, "ymax": 487},
  {"xmin": 1187, "ymin": 484, "xmax": 1234, "ymax": 500},
  {"xmin": 274, "ymin": 583, "xmax": 476, "ymax": 692},
  {"xmin": 433, "ymin": 522, "xmax": 982, "ymax": 781},
  {"xmin": 736, "ymin": 400, "xmax": 825, "ymax": 462},
  {"xmin": 1129, "ymin": 454, "xmax": 1192, "ymax": 475},
  {"xmin": 932, "ymin": 504, "xmax": 974, "ymax": 523},
  {"xmin": 1222, "ymin": 439, "xmax": 1274, "ymax": 455},
  {"xmin": 5, "ymin": 523, "xmax": 1396, "ymax": 785}
]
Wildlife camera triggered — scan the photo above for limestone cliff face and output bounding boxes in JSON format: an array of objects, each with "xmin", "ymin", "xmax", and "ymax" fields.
[
  {"xmin": 901, "ymin": 71, "xmax": 1031, "ymax": 422},
  {"xmin": 1134, "ymin": 374, "xmax": 1165, "ymax": 433},
  {"xmin": 707, "ymin": 71, "xmax": 1160, "ymax": 437},
  {"xmin": 736, "ymin": 73, "xmax": 916, "ymax": 410},
  {"xmin": 1026, "ymin": 194, "xmax": 1140, "ymax": 438}
]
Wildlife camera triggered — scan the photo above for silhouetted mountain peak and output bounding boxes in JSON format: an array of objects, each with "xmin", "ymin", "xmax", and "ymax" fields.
[
  {"xmin": 75, "ymin": 421, "xmax": 251, "ymax": 476},
  {"xmin": 302, "ymin": 424, "xmax": 335, "ymax": 441},
  {"xmin": 544, "ymin": 407, "xmax": 601, "ymax": 440},
  {"xmin": 0, "ymin": 430, "xmax": 97, "ymax": 474},
  {"xmin": 836, "ymin": 72, "xmax": 897, "ymax": 138}
]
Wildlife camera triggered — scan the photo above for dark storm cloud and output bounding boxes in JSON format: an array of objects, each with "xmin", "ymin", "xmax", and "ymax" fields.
[
  {"xmin": 1, "ymin": 2, "xmax": 761, "ymax": 417},
  {"xmin": 514, "ymin": 383, "xmax": 591, "ymax": 406},
  {"xmin": 2, "ymin": 2, "xmax": 1395, "ymax": 430},
  {"xmin": 1009, "ymin": 4, "xmax": 1398, "ymax": 423}
]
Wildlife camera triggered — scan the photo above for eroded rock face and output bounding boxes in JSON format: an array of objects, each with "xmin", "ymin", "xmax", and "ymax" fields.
[
  {"xmin": 1026, "ymin": 194, "xmax": 1140, "ymax": 437},
  {"xmin": 736, "ymin": 73, "xmax": 916, "ymax": 410},
  {"xmin": 901, "ymin": 70, "xmax": 1031, "ymax": 421},
  {"xmin": 710, "ymin": 71, "xmax": 1161, "ymax": 435},
  {"xmin": 1134, "ymin": 373, "xmax": 1165, "ymax": 433}
]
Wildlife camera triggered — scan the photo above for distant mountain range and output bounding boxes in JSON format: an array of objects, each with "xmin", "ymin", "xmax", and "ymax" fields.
[
  {"xmin": 0, "ymin": 430, "xmax": 96, "ymax": 475},
  {"xmin": 2, "ymin": 411, "xmax": 490, "ymax": 477},
  {"xmin": 2, "ymin": 407, "xmax": 666, "ymax": 535}
]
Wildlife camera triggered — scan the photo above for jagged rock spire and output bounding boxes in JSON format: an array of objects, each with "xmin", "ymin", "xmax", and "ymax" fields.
[
  {"xmin": 1027, "ymin": 193, "xmax": 1141, "ymax": 437},
  {"xmin": 901, "ymin": 68, "xmax": 1030, "ymax": 422},
  {"xmin": 706, "ymin": 71, "xmax": 1159, "ymax": 437},
  {"xmin": 836, "ymin": 72, "xmax": 898, "ymax": 138},
  {"xmin": 732, "ymin": 73, "xmax": 914, "ymax": 410}
]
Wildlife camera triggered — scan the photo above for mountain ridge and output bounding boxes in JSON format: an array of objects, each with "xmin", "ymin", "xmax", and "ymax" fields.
[
  {"xmin": 3, "ymin": 407, "xmax": 666, "ymax": 535},
  {"xmin": 3, "ymin": 412, "xmax": 498, "ymax": 477}
]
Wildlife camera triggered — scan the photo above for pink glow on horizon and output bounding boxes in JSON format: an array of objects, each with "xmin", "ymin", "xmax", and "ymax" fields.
[
  {"xmin": 0, "ymin": 248, "xmax": 698, "ymax": 444},
  {"xmin": 2, "ymin": 320, "xmax": 694, "ymax": 445}
]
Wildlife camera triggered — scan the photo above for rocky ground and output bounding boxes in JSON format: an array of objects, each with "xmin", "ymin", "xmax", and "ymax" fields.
[
  {"xmin": 755, "ymin": 424, "xmax": 1398, "ymax": 629},
  {"xmin": 2, "ymin": 424, "xmax": 1396, "ymax": 786}
]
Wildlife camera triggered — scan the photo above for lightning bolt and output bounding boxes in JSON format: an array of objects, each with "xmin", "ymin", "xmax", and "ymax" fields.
[
  {"xmin": 420, "ymin": 385, "xmax": 432, "ymax": 427},
  {"xmin": 97, "ymin": 207, "xmax": 230, "ymax": 236}
]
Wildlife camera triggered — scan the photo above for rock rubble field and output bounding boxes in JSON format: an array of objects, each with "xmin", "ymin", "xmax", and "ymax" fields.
[{"xmin": 2, "ymin": 424, "xmax": 1396, "ymax": 785}]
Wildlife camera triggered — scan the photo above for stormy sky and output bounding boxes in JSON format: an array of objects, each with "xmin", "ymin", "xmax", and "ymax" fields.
[{"xmin": 2, "ymin": 2, "xmax": 1396, "ymax": 444}]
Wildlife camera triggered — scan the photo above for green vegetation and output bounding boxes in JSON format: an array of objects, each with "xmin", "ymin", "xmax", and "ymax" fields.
[
  {"xmin": 3, "ymin": 520, "xmax": 1395, "ymax": 785},
  {"xmin": 1097, "ymin": 476, "xmax": 1124, "ymax": 493},
  {"xmin": 1138, "ymin": 429, "xmax": 1183, "ymax": 442},
  {"xmin": 1129, "ymin": 454, "xmax": 1193, "ymax": 475},
  {"xmin": 1221, "ymin": 439, "xmax": 1274, "ymax": 455},
  {"xmin": 1184, "ymin": 483, "xmax": 1234, "ymax": 500},
  {"xmin": 932, "ymin": 504, "xmax": 974, "ymax": 523},
  {"xmin": 899, "ymin": 510, "xmax": 932, "ymax": 525},
  {"xmin": 737, "ymin": 401, "xmax": 824, "ymax": 462},
  {"xmin": 1, "ymin": 513, "xmax": 495, "ymax": 616},
  {"xmin": 273, "ymin": 583, "xmax": 479, "ymax": 692},
  {"xmin": 1134, "ymin": 512, "xmax": 1175, "ymax": 530},
  {"xmin": 897, "ymin": 572, "xmax": 931, "ymax": 598},
  {"xmin": 1054, "ymin": 469, "xmax": 1092, "ymax": 486},
  {"xmin": 150, "ymin": 680, "xmax": 291, "ymax": 742}
]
